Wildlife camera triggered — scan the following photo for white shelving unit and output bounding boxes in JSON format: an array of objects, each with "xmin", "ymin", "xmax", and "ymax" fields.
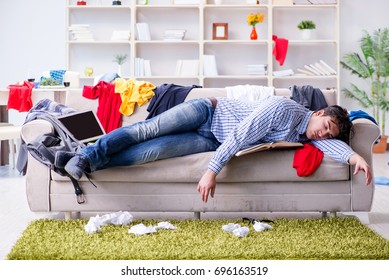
[{"xmin": 65, "ymin": 0, "xmax": 339, "ymax": 92}]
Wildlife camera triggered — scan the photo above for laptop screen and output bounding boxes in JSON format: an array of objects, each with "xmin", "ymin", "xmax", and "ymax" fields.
[{"xmin": 57, "ymin": 110, "xmax": 106, "ymax": 143}]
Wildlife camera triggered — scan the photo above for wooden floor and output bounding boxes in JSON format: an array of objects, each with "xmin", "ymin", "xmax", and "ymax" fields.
[{"xmin": 1, "ymin": 153, "xmax": 389, "ymax": 259}]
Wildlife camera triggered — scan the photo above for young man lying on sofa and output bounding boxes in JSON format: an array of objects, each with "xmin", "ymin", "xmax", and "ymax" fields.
[{"xmin": 58, "ymin": 95, "xmax": 371, "ymax": 203}]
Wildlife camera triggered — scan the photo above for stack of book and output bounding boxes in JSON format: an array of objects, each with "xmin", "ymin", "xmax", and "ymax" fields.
[
  {"xmin": 163, "ymin": 29, "xmax": 186, "ymax": 41},
  {"xmin": 135, "ymin": 57, "xmax": 152, "ymax": 77},
  {"xmin": 69, "ymin": 24, "xmax": 94, "ymax": 41},
  {"xmin": 247, "ymin": 64, "xmax": 267, "ymax": 75},
  {"xmin": 273, "ymin": 69, "xmax": 295, "ymax": 77},
  {"xmin": 296, "ymin": 60, "xmax": 337, "ymax": 76},
  {"xmin": 136, "ymin": 23, "xmax": 151, "ymax": 41}
]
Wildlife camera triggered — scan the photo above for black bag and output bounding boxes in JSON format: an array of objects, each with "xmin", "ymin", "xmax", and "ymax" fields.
[{"xmin": 26, "ymin": 114, "xmax": 88, "ymax": 204}]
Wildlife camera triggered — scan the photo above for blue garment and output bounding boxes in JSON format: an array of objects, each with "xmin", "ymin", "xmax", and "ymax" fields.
[
  {"xmin": 79, "ymin": 96, "xmax": 354, "ymax": 175},
  {"xmin": 146, "ymin": 84, "xmax": 202, "ymax": 119},
  {"xmin": 349, "ymin": 110, "xmax": 377, "ymax": 125},
  {"xmin": 374, "ymin": 176, "xmax": 389, "ymax": 185}
]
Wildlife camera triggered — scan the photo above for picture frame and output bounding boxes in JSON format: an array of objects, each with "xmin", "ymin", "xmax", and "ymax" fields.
[{"xmin": 212, "ymin": 23, "xmax": 228, "ymax": 40}]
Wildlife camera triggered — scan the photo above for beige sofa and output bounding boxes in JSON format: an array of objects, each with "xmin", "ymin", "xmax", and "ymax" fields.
[{"xmin": 21, "ymin": 87, "xmax": 380, "ymax": 219}]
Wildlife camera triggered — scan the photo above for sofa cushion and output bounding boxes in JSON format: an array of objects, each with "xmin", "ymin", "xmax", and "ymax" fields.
[{"xmin": 52, "ymin": 149, "xmax": 349, "ymax": 183}]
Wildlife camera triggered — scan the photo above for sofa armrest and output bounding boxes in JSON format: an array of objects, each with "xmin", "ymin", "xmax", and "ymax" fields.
[
  {"xmin": 349, "ymin": 118, "xmax": 380, "ymax": 211},
  {"xmin": 21, "ymin": 120, "xmax": 55, "ymax": 212}
]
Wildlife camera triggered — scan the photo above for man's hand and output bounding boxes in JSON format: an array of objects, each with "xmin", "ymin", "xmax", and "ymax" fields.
[
  {"xmin": 197, "ymin": 169, "xmax": 217, "ymax": 203},
  {"xmin": 349, "ymin": 153, "xmax": 372, "ymax": 186}
]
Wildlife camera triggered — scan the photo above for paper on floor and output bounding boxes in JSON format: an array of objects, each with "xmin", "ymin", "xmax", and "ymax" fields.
[{"xmin": 84, "ymin": 211, "xmax": 133, "ymax": 234}]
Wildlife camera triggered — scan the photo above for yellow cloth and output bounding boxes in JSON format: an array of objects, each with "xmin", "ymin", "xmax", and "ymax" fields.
[{"xmin": 114, "ymin": 78, "xmax": 155, "ymax": 116}]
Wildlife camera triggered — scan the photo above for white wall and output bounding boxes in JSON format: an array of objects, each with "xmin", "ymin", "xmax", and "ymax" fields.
[
  {"xmin": 339, "ymin": 0, "xmax": 389, "ymax": 109},
  {"xmin": 0, "ymin": 0, "xmax": 65, "ymax": 86},
  {"xmin": 1, "ymin": 0, "xmax": 389, "ymax": 125}
]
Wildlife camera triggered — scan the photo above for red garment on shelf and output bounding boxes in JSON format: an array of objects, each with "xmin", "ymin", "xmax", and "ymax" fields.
[
  {"xmin": 272, "ymin": 35, "xmax": 289, "ymax": 66},
  {"xmin": 7, "ymin": 81, "xmax": 34, "ymax": 112},
  {"xmin": 83, "ymin": 81, "xmax": 122, "ymax": 133},
  {"xmin": 293, "ymin": 143, "xmax": 324, "ymax": 177}
]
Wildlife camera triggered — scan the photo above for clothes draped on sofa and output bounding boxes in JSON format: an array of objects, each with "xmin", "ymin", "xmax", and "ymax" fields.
[
  {"xmin": 114, "ymin": 78, "xmax": 155, "ymax": 116},
  {"xmin": 290, "ymin": 85, "xmax": 328, "ymax": 110},
  {"xmin": 146, "ymin": 84, "xmax": 202, "ymax": 119},
  {"xmin": 17, "ymin": 99, "xmax": 77, "ymax": 175},
  {"xmin": 83, "ymin": 81, "xmax": 122, "ymax": 133}
]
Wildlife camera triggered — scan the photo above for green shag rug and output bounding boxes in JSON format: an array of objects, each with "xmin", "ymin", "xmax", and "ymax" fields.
[{"xmin": 7, "ymin": 217, "xmax": 389, "ymax": 260}]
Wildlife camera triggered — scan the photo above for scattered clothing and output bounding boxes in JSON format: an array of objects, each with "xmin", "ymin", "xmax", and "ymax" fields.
[
  {"xmin": 349, "ymin": 110, "xmax": 377, "ymax": 125},
  {"xmin": 7, "ymin": 81, "xmax": 34, "ymax": 112},
  {"xmin": 293, "ymin": 143, "xmax": 324, "ymax": 177},
  {"xmin": 290, "ymin": 85, "xmax": 328, "ymax": 110},
  {"xmin": 226, "ymin": 85, "xmax": 274, "ymax": 103},
  {"xmin": 272, "ymin": 35, "xmax": 289, "ymax": 66},
  {"xmin": 83, "ymin": 81, "xmax": 122, "ymax": 133},
  {"xmin": 114, "ymin": 78, "xmax": 155, "ymax": 116},
  {"xmin": 16, "ymin": 99, "xmax": 77, "ymax": 175},
  {"xmin": 374, "ymin": 176, "xmax": 389, "ymax": 186},
  {"xmin": 146, "ymin": 84, "xmax": 201, "ymax": 119}
]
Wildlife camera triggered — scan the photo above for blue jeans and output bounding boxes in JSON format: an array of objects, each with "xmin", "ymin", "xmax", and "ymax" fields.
[{"xmin": 81, "ymin": 98, "xmax": 220, "ymax": 172}]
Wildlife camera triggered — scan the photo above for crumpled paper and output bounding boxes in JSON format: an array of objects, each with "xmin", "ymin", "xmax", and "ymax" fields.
[
  {"xmin": 84, "ymin": 211, "xmax": 133, "ymax": 234},
  {"xmin": 128, "ymin": 223, "xmax": 157, "ymax": 235},
  {"xmin": 232, "ymin": 226, "xmax": 249, "ymax": 237},
  {"xmin": 222, "ymin": 223, "xmax": 249, "ymax": 237},
  {"xmin": 253, "ymin": 221, "xmax": 272, "ymax": 232},
  {"xmin": 128, "ymin": 221, "xmax": 176, "ymax": 235}
]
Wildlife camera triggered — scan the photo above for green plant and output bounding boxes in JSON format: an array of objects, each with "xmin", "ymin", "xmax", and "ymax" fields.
[
  {"xmin": 340, "ymin": 28, "xmax": 389, "ymax": 133},
  {"xmin": 113, "ymin": 54, "xmax": 128, "ymax": 65},
  {"xmin": 297, "ymin": 20, "xmax": 316, "ymax": 30}
]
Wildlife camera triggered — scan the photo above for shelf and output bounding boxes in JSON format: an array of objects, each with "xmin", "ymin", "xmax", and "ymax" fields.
[{"xmin": 66, "ymin": 0, "xmax": 339, "ymax": 90}]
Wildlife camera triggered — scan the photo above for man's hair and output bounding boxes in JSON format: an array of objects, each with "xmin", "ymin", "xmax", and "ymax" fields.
[{"xmin": 322, "ymin": 105, "xmax": 353, "ymax": 144}]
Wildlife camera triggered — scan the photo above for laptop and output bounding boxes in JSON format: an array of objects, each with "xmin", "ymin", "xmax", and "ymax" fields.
[{"xmin": 57, "ymin": 110, "xmax": 106, "ymax": 143}]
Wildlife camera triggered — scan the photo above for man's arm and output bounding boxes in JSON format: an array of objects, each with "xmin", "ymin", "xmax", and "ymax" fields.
[
  {"xmin": 197, "ymin": 169, "xmax": 217, "ymax": 203},
  {"xmin": 311, "ymin": 139, "xmax": 371, "ymax": 186},
  {"xmin": 348, "ymin": 153, "xmax": 372, "ymax": 185}
]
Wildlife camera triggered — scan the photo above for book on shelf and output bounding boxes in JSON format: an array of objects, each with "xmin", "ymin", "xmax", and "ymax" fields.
[
  {"xmin": 203, "ymin": 55, "xmax": 218, "ymax": 76},
  {"xmin": 136, "ymin": 23, "xmax": 151, "ymax": 41},
  {"xmin": 175, "ymin": 59, "xmax": 199, "ymax": 76},
  {"xmin": 247, "ymin": 64, "xmax": 267, "ymax": 75},
  {"xmin": 319, "ymin": 60, "xmax": 337, "ymax": 74},
  {"xmin": 309, "ymin": 64, "xmax": 326, "ymax": 75},
  {"xmin": 296, "ymin": 67, "xmax": 315, "ymax": 76},
  {"xmin": 304, "ymin": 64, "xmax": 320, "ymax": 75},
  {"xmin": 314, "ymin": 62, "xmax": 331, "ymax": 75},
  {"xmin": 135, "ymin": 57, "xmax": 152, "ymax": 76},
  {"xmin": 235, "ymin": 141, "xmax": 303, "ymax": 157},
  {"xmin": 163, "ymin": 29, "xmax": 186, "ymax": 41},
  {"xmin": 296, "ymin": 60, "xmax": 337, "ymax": 76},
  {"xmin": 273, "ymin": 69, "xmax": 294, "ymax": 77}
]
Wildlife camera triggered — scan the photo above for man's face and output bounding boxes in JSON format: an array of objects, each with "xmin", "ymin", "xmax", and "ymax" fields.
[{"xmin": 306, "ymin": 110, "xmax": 340, "ymax": 140}]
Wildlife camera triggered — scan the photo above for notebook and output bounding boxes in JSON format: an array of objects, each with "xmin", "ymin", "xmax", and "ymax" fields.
[{"xmin": 57, "ymin": 110, "xmax": 106, "ymax": 143}]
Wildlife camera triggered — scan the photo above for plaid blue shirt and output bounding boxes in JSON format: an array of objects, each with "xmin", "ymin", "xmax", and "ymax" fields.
[{"xmin": 208, "ymin": 96, "xmax": 354, "ymax": 174}]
